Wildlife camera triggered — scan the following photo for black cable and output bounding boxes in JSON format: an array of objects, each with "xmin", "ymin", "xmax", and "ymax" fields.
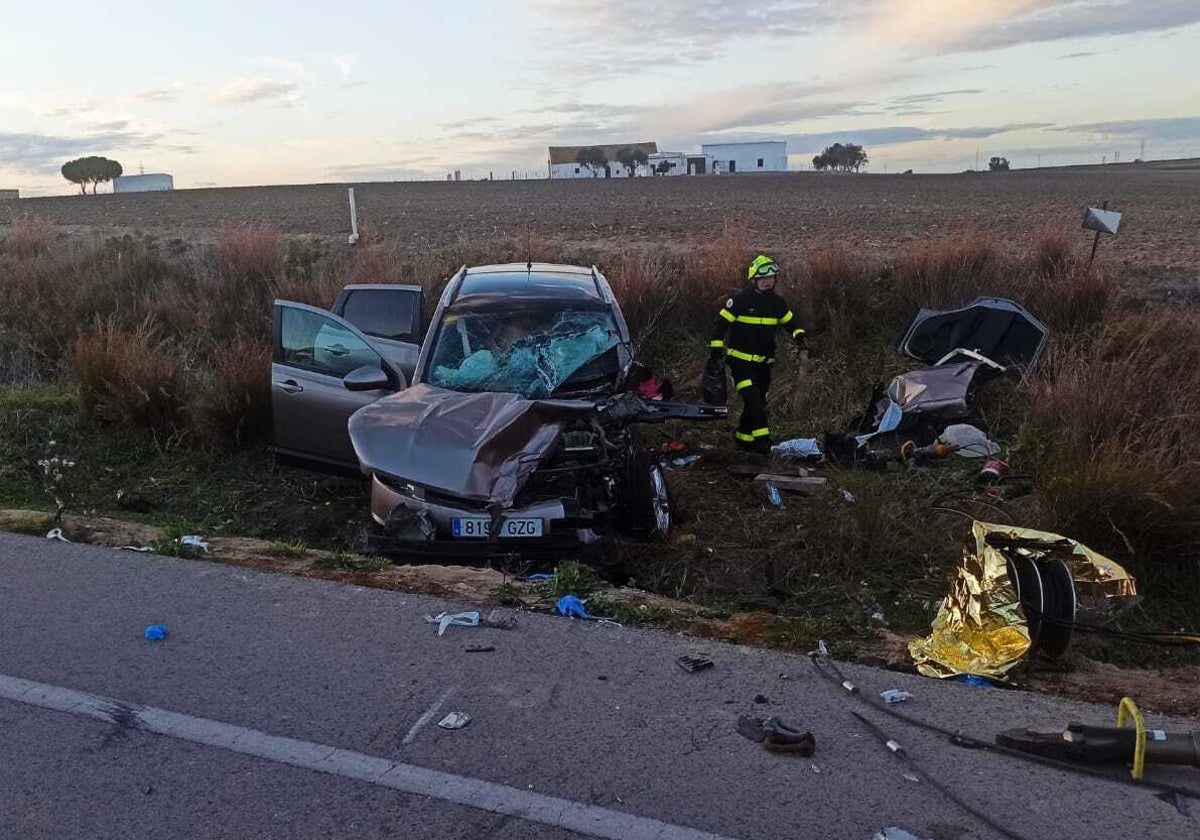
[
  {"xmin": 852, "ymin": 710, "xmax": 1035, "ymax": 840},
  {"xmin": 810, "ymin": 653, "xmax": 1200, "ymax": 803},
  {"xmin": 1020, "ymin": 604, "xmax": 1200, "ymax": 648}
]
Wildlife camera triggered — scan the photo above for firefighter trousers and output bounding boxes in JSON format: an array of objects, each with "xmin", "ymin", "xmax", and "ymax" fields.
[{"xmin": 727, "ymin": 359, "xmax": 772, "ymax": 447}]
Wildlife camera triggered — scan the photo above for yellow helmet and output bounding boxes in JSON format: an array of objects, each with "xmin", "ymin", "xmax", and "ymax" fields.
[{"xmin": 747, "ymin": 254, "xmax": 780, "ymax": 280}]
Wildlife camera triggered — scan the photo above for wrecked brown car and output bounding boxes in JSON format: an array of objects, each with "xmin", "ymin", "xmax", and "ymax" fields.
[{"xmin": 271, "ymin": 263, "xmax": 726, "ymax": 558}]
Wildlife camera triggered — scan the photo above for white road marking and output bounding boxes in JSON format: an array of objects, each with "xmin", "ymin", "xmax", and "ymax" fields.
[
  {"xmin": 401, "ymin": 684, "xmax": 456, "ymax": 745},
  {"xmin": 0, "ymin": 673, "xmax": 739, "ymax": 840}
]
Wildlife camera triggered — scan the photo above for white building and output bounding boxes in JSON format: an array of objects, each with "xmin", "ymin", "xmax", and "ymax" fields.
[
  {"xmin": 701, "ymin": 142, "xmax": 788, "ymax": 174},
  {"xmin": 548, "ymin": 142, "xmax": 658, "ymax": 179},
  {"xmin": 112, "ymin": 173, "xmax": 174, "ymax": 193},
  {"xmin": 647, "ymin": 151, "xmax": 686, "ymax": 176}
]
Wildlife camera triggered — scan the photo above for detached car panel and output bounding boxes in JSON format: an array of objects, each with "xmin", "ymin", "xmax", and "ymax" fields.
[{"xmin": 899, "ymin": 297, "xmax": 1048, "ymax": 371}]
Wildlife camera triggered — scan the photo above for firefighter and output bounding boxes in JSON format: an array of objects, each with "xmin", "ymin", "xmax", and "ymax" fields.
[{"xmin": 709, "ymin": 255, "xmax": 807, "ymax": 453}]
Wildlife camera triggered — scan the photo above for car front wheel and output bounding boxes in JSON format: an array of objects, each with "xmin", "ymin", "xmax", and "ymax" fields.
[{"xmin": 622, "ymin": 457, "xmax": 673, "ymax": 540}]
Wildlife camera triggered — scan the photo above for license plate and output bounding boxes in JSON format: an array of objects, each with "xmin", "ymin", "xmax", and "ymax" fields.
[{"xmin": 452, "ymin": 517, "xmax": 543, "ymax": 538}]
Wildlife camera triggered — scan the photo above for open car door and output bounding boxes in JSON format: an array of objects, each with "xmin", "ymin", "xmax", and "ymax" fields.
[
  {"xmin": 272, "ymin": 301, "xmax": 405, "ymax": 468},
  {"xmin": 330, "ymin": 284, "xmax": 424, "ymax": 382}
]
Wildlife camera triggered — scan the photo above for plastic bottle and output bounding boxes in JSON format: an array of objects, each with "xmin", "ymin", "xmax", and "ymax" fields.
[{"xmin": 765, "ymin": 483, "xmax": 783, "ymax": 507}]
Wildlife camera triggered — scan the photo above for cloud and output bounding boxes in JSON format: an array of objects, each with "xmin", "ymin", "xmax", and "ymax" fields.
[
  {"xmin": 891, "ymin": 88, "xmax": 985, "ymax": 105},
  {"xmin": 212, "ymin": 78, "xmax": 302, "ymax": 106},
  {"xmin": 42, "ymin": 102, "xmax": 97, "ymax": 118},
  {"xmin": 524, "ymin": 0, "xmax": 841, "ymax": 78},
  {"xmin": 332, "ymin": 55, "xmax": 356, "ymax": 78},
  {"xmin": 129, "ymin": 85, "xmax": 183, "ymax": 102},
  {"xmin": 528, "ymin": 1, "xmax": 1200, "ymax": 78},
  {"xmin": 1058, "ymin": 51, "xmax": 1098, "ymax": 59},
  {"xmin": 1058, "ymin": 115, "xmax": 1200, "ymax": 141},
  {"xmin": 0, "ymin": 118, "xmax": 202, "ymax": 177},
  {"xmin": 781, "ymin": 122, "xmax": 1053, "ymax": 152},
  {"xmin": 871, "ymin": 0, "xmax": 1200, "ymax": 55},
  {"xmin": 325, "ymin": 157, "xmax": 443, "ymax": 181}
]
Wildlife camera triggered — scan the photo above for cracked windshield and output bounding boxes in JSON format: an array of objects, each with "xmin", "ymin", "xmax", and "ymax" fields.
[{"xmin": 428, "ymin": 309, "xmax": 618, "ymax": 398}]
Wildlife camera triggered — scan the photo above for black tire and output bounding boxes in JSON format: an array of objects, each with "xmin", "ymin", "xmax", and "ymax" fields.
[{"xmin": 621, "ymin": 455, "xmax": 674, "ymax": 540}]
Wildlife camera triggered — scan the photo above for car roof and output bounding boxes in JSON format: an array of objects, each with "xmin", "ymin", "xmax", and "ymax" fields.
[{"xmin": 453, "ymin": 263, "xmax": 604, "ymax": 306}]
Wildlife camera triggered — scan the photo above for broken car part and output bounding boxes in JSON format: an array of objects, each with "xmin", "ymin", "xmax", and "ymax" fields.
[
  {"xmin": 907, "ymin": 521, "xmax": 1139, "ymax": 681},
  {"xmin": 676, "ymin": 655, "xmax": 714, "ymax": 673},
  {"xmin": 736, "ymin": 715, "xmax": 816, "ymax": 755}
]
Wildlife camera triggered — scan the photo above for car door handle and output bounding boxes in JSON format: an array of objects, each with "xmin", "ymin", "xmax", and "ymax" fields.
[{"xmin": 276, "ymin": 379, "xmax": 304, "ymax": 394}]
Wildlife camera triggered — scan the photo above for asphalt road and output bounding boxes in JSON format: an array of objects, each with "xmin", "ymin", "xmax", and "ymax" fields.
[{"xmin": 1, "ymin": 532, "xmax": 1197, "ymax": 840}]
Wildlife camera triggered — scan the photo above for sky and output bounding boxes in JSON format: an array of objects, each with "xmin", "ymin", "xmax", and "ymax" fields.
[{"xmin": 2, "ymin": 0, "xmax": 1199, "ymax": 194}]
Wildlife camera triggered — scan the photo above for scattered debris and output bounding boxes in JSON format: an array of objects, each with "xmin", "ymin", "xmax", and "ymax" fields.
[
  {"xmin": 425, "ymin": 611, "xmax": 481, "ymax": 636},
  {"xmin": 755, "ymin": 474, "xmax": 828, "ymax": 494},
  {"xmin": 556, "ymin": 595, "xmax": 590, "ymax": 620},
  {"xmin": 810, "ymin": 763, "xmax": 821, "ymax": 774},
  {"xmin": 464, "ymin": 644, "xmax": 495, "ymax": 653},
  {"xmin": 841, "ymin": 490, "xmax": 856, "ymax": 503},
  {"xmin": 771, "ymin": 438, "xmax": 823, "ymax": 459},
  {"xmin": 956, "ymin": 675, "xmax": 993, "ymax": 689},
  {"xmin": 45, "ymin": 528, "xmax": 70, "ymax": 542},
  {"xmin": 875, "ymin": 828, "xmax": 931, "ymax": 840},
  {"xmin": 908, "ymin": 521, "xmax": 1139, "ymax": 681},
  {"xmin": 938, "ymin": 424, "xmax": 1000, "ymax": 458},
  {"xmin": 527, "ymin": 573, "xmax": 552, "ymax": 581},
  {"xmin": 753, "ymin": 693, "xmax": 769, "ymax": 705},
  {"xmin": 119, "ymin": 545, "xmax": 152, "ymax": 552},
  {"xmin": 880, "ymin": 689, "xmax": 912, "ymax": 704},
  {"xmin": 764, "ymin": 482, "xmax": 783, "ymax": 507},
  {"xmin": 481, "ymin": 609, "xmax": 518, "ymax": 630},
  {"xmin": 179, "ymin": 535, "xmax": 210, "ymax": 553},
  {"xmin": 677, "ymin": 655, "xmax": 714, "ymax": 673},
  {"xmin": 437, "ymin": 712, "xmax": 471, "ymax": 730},
  {"xmin": 902, "ymin": 773, "xmax": 921, "ymax": 784},
  {"xmin": 736, "ymin": 715, "xmax": 816, "ymax": 755},
  {"xmin": 144, "ymin": 624, "xmax": 168, "ymax": 641},
  {"xmin": 669, "ymin": 454, "xmax": 702, "ymax": 469}
]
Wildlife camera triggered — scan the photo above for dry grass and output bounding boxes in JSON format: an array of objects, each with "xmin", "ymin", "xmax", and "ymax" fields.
[
  {"xmin": 72, "ymin": 318, "xmax": 187, "ymax": 435},
  {"xmin": 893, "ymin": 233, "xmax": 1001, "ymax": 308},
  {"xmin": 1019, "ymin": 312, "xmax": 1200, "ymax": 562},
  {"xmin": 4, "ymin": 216, "xmax": 53, "ymax": 258},
  {"xmin": 190, "ymin": 335, "xmax": 272, "ymax": 447},
  {"xmin": 218, "ymin": 225, "xmax": 282, "ymax": 280}
]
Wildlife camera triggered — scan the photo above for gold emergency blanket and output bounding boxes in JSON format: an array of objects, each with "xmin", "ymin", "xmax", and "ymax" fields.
[{"xmin": 908, "ymin": 521, "xmax": 1137, "ymax": 680}]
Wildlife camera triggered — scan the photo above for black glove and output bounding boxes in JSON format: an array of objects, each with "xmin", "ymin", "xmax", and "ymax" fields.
[{"xmin": 709, "ymin": 347, "xmax": 725, "ymax": 363}]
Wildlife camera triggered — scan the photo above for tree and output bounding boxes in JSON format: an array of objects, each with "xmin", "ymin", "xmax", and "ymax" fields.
[
  {"xmin": 988, "ymin": 156, "xmax": 1010, "ymax": 171},
  {"xmin": 614, "ymin": 147, "xmax": 649, "ymax": 177},
  {"xmin": 812, "ymin": 143, "xmax": 868, "ymax": 172},
  {"xmin": 654, "ymin": 160, "xmax": 673, "ymax": 176},
  {"xmin": 575, "ymin": 146, "xmax": 606, "ymax": 178},
  {"xmin": 60, "ymin": 156, "xmax": 123, "ymax": 194}
]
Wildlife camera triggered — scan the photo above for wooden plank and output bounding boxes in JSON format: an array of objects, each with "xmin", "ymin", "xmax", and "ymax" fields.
[
  {"xmin": 728, "ymin": 464, "xmax": 811, "ymax": 478},
  {"xmin": 753, "ymin": 474, "xmax": 828, "ymax": 493}
]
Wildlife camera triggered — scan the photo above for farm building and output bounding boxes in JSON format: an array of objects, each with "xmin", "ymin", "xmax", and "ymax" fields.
[
  {"xmin": 647, "ymin": 151, "xmax": 687, "ymax": 176},
  {"xmin": 548, "ymin": 142, "xmax": 658, "ymax": 179},
  {"xmin": 112, "ymin": 173, "xmax": 174, "ymax": 193},
  {"xmin": 701, "ymin": 142, "xmax": 788, "ymax": 174},
  {"xmin": 0, "ymin": 189, "xmax": 17, "ymax": 200}
]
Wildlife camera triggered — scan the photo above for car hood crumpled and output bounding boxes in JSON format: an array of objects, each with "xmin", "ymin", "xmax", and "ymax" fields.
[{"xmin": 348, "ymin": 383, "xmax": 594, "ymax": 508}]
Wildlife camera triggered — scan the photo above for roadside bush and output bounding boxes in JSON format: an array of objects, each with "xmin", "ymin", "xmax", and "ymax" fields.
[
  {"xmin": 72, "ymin": 319, "xmax": 187, "ymax": 435},
  {"xmin": 218, "ymin": 225, "xmax": 282, "ymax": 281},
  {"xmin": 892, "ymin": 234, "xmax": 1003, "ymax": 308},
  {"xmin": 3, "ymin": 215, "xmax": 53, "ymax": 258},
  {"xmin": 1033, "ymin": 223, "xmax": 1074, "ymax": 279},
  {"xmin": 1019, "ymin": 311, "xmax": 1200, "ymax": 563},
  {"xmin": 190, "ymin": 335, "xmax": 272, "ymax": 448}
]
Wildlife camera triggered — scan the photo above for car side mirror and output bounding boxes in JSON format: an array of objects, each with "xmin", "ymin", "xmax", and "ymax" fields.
[{"xmin": 343, "ymin": 365, "xmax": 392, "ymax": 392}]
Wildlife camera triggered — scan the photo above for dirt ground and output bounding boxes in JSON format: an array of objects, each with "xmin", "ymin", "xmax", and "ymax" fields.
[{"xmin": 9, "ymin": 162, "xmax": 1200, "ymax": 274}]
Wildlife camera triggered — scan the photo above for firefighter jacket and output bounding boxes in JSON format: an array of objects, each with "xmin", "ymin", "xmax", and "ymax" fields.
[{"xmin": 709, "ymin": 288, "xmax": 805, "ymax": 363}]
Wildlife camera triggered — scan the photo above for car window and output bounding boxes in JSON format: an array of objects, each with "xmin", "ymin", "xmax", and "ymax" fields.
[
  {"xmin": 426, "ymin": 308, "xmax": 618, "ymax": 398},
  {"xmin": 340, "ymin": 289, "xmax": 421, "ymax": 341},
  {"xmin": 280, "ymin": 307, "xmax": 382, "ymax": 378}
]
